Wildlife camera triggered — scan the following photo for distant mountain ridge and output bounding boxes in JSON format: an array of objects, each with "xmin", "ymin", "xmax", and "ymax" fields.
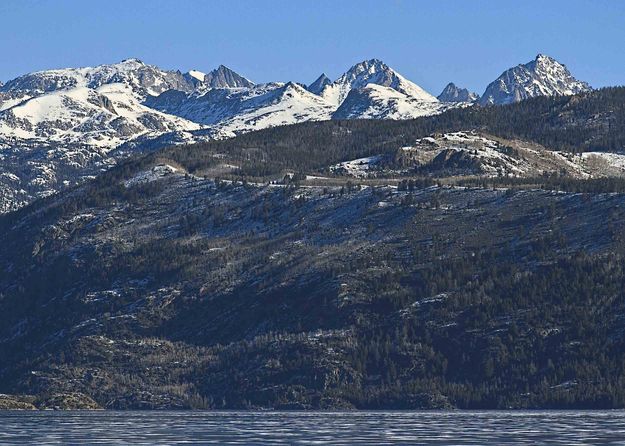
[
  {"xmin": 0, "ymin": 54, "xmax": 592, "ymax": 147},
  {"xmin": 0, "ymin": 54, "xmax": 593, "ymax": 213}
]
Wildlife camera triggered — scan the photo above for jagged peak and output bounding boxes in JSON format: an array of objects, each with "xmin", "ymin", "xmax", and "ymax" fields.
[
  {"xmin": 535, "ymin": 53, "xmax": 556, "ymax": 63},
  {"xmin": 479, "ymin": 54, "xmax": 591, "ymax": 106},
  {"xmin": 283, "ymin": 81, "xmax": 319, "ymax": 95},
  {"xmin": 334, "ymin": 59, "xmax": 400, "ymax": 89},
  {"xmin": 526, "ymin": 54, "xmax": 563, "ymax": 70},
  {"xmin": 312, "ymin": 73, "xmax": 331, "ymax": 83},
  {"xmin": 307, "ymin": 73, "xmax": 332, "ymax": 95},
  {"xmin": 438, "ymin": 83, "xmax": 479, "ymax": 103},
  {"xmin": 204, "ymin": 64, "xmax": 254, "ymax": 88},
  {"xmin": 344, "ymin": 58, "xmax": 391, "ymax": 76},
  {"xmin": 210, "ymin": 64, "xmax": 242, "ymax": 76},
  {"xmin": 213, "ymin": 64, "xmax": 234, "ymax": 73},
  {"xmin": 359, "ymin": 58, "xmax": 386, "ymax": 66}
]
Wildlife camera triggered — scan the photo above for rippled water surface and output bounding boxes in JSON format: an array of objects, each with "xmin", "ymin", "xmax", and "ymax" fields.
[{"xmin": 1, "ymin": 411, "xmax": 625, "ymax": 444}]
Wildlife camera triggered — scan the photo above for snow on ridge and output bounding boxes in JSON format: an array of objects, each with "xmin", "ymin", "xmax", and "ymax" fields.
[
  {"xmin": 333, "ymin": 83, "xmax": 460, "ymax": 120},
  {"xmin": 187, "ymin": 70, "xmax": 206, "ymax": 82},
  {"xmin": 331, "ymin": 155, "xmax": 384, "ymax": 177},
  {"xmin": 479, "ymin": 54, "xmax": 591, "ymax": 105},
  {"xmin": 320, "ymin": 59, "xmax": 438, "ymax": 106},
  {"xmin": 124, "ymin": 164, "xmax": 181, "ymax": 187}
]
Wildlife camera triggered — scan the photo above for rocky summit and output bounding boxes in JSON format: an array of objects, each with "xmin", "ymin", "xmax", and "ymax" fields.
[{"xmin": 437, "ymin": 83, "xmax": 479, "ymax": 103}]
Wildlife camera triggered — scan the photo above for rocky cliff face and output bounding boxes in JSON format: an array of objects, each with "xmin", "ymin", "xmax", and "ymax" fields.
[
  {"xmin": 307, "ymin": 73, "xmax": 332, "ymax": 95},
  {"xmin": 203, "ymin": 65, "xmax": 255, "ymax": 88}
]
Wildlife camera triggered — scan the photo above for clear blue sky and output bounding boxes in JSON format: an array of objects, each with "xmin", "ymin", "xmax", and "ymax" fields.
[{"xmin": 1, "ymin": 0, "xmax": 623, "ymax": 95}]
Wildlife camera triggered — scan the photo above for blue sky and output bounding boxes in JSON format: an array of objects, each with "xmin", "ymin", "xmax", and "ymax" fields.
[{"xmin": 1, "ymin": 0, "xmax": 623, "ymax": 95}]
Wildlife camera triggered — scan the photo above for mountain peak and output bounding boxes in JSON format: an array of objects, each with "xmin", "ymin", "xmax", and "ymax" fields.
[
  {"xmin": 479, "ymin": 55, "xmax": 591, "ymax": 105},
  {"xmin": 529, "ymin": 54, "xmax": 561, "ymax": 69},
  {"xmin": 322, "ymin": 58, "xmax": 437, "ymax": 105},
  {"xmin": 307, "ymin": 73, "xmax": 332, "ymax": 95},
  {"xmin": 535, "ymin": 53, "xmax": 555, "ymax": 62},
  {"xmin": 204, "ymin": 65, "xmax": 254, "ymax": 89},
  {"xmin": 438, "ymin": 82, "xmax": 479, "ymax": 103},
  {"xmin": 345, "ymin": 59, "xmax": 391, "ymax": 76}
]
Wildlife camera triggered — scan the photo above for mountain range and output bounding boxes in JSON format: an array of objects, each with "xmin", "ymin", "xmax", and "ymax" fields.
[{"xmin": 0, "ymin": 54, "xmax": 591, "ymax": 213}]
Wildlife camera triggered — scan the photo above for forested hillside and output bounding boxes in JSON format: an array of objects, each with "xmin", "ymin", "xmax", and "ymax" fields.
[{"xmin": 2, "ymin": 159, "xmax": 625, "ymax": 409}]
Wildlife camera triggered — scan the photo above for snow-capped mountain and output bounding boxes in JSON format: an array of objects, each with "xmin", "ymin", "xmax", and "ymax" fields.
[
  {"xmin": 0, "ymin": 57, "xmax": 463, "ymax": 213},
  {"xmin": 1, "ymin": 58, "xmax": 193, "ymax": 99},
  {"xmin": 0, "ymin": 59, "xmax": 200, "ymax": 148},
  {"xmin": 146, "ymin": 81, "xmax": 334, "ymax": 138},
  {"xmin": 208, "ymin": 82, "xmax": 334, "ymax": 137},
  {"xmin": 0, "ymin": 59, "xmax": 207, "ymax": 213},
  {"xmin": 333, "ymin": 83, "xmax": 455, "ymax": 120},
  {"xmin": 438, "ymin": 83, "xmax": 479, "ymax": 103},
  {"xmin": 0, "ymin": 57, "xmax": 452, "ymax": 151},
  {"xmin": 479, "ymin": 54, "xmax": 591, "ymax": 105},
  {"xmin": 147, "ymin": 59, "xmax": 452, "ymax": 136},
  {"xmin": 322, "ymin": 59, "xmax": 451, "ymax": 120},
  {"xmin": 159, "ymin": 82, "xmax": 335, "ymax": 138},
  {"xmin": 319, "ymin": 59, "xmax": 438, "ymax": 106}
]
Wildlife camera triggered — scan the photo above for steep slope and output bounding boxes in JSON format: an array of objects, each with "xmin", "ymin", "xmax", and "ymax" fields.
[
  {"xmin": 307, "ymin": 73, "xmax": 332, "ymax": 95},
  {"xmin": 183, "ymin": 70, "xmax": 207, "ymax": 89},
  {"xmin": 437, "ymin": 83, "xmax": 479, "ymax": 103},
  {"xmin": 203, "ymin": 65, "xmax": 254, "ymax": 88},
  {"xmin": 479, "ymin": 54, "xmax": 591, "ymax": 105},
  {"xmin": 320, "ymin": 59, "xmax": 438, "ymax": 106}
]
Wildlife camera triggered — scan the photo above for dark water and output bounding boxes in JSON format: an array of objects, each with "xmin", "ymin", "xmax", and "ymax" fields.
[{"xmin": 1, "ymin": 411, "xmax": 625, "ymax": 445}]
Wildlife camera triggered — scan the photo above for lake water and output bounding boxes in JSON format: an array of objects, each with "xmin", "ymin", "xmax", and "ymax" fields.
[{"xmin": 1, "ymin": 411, "xmax": 625, "ymax": 444}]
